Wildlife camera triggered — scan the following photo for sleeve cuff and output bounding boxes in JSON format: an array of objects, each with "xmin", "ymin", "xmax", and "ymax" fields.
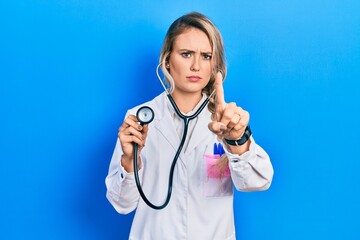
[
  {"xmin": 224, "ymin": 136, "xmax": 256, "ymax": 163},
  {"xmin": 118, "ymin": 163, "xmax": 144, "ymax": 183}
]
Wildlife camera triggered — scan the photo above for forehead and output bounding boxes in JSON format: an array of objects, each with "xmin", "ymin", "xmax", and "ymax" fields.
[{"xmin": 173, "ymin": 28, "xmax": 212, "ymax": 52}]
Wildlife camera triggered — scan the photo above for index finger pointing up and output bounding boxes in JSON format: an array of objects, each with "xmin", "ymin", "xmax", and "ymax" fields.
[{"xmin": 215, "ymin": 72, "xmax": 226, "ymax": 110}]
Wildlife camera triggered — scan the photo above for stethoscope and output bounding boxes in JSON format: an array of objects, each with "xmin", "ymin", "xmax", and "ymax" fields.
[{"xmin": 133, "ymin": 64, "xmax": 216, "ymax": 210}]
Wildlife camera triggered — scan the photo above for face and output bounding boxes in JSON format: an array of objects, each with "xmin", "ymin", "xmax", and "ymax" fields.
[{"xmin": 167, "ymin": 27, "xmax": 213, "ymax": 97}]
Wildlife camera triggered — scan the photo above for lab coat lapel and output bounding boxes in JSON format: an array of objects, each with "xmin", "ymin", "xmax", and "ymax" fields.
[
  {"xmin": 186, "ymin": 109, "xmax": 212, "ymax": 154},
  {"xmin": 154, "ymin": 104, "xmax": 180, "ymax": 152}
]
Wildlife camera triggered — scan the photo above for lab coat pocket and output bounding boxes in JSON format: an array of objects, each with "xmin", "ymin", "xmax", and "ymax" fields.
[{"xmin": 203, "ymin": 154, "xmax": 233, "ymax": 197}]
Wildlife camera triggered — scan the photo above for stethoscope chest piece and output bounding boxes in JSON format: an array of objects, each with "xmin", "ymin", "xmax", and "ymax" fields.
[{"xmin": 137, "ymin": 106, "xmax": 154, "ymax": 125}]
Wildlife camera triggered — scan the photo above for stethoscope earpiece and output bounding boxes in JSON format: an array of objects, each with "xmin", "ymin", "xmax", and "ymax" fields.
[{"xmin": 136, "ymin": 106, "xmax": 154, "ymax": 125}]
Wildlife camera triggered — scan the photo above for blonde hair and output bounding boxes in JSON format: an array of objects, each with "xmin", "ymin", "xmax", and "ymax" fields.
[{"xmin": 159, "ymin": 12, "xmax": 227, "ymax": 114}]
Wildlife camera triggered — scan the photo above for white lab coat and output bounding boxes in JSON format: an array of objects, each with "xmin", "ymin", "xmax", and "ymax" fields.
[{"xmin": 106, "ymin": 92, "xmax": 273, "ymax": 240}]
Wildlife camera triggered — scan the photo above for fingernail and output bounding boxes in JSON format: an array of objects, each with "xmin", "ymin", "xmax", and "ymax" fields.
[
  {"xmin": 220, "ymin": 125, "xmax": 226, "ymax": 131},
  {"xmin": 138, "ymin": 125, "xmax": 142, "ymax": 130}
]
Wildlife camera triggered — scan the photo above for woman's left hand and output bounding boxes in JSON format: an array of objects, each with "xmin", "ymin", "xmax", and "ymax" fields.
[{"xmin": 208, "ymin": 72, "xmax": 250, "ymax": 142}]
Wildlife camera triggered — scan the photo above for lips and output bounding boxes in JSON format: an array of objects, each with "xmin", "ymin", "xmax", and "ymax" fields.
[{"xmin": 186, "ymin": 76, "xmax": 202, "ymax": 82}]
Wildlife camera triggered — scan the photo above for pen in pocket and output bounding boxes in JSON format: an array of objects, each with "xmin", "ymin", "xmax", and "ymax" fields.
[{"xmin": 213, "ymin": 142, "xmax": 225, "ymax": 156}]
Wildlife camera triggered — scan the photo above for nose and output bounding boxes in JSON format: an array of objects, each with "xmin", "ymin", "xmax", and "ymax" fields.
[{"xmin": 190, "ymin": 56, "xmax": 200, "ymax": 72}]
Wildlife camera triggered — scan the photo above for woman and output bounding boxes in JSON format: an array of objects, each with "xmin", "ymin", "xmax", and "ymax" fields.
[{"xmin": 106, "ymin": 12, "xmax": 273, "ymax": 240}]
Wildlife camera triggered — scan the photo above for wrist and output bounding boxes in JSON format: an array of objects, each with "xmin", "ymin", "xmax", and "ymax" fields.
[
  {"xmin": 121, "ymin": 155, "xmax": 134, "ymax": 172},
  {"xmin": 224, "ymin": 139, "xmax": 250, "ymax": 155},
  {"xmin": 224, "ymin": 126, "xmax": 252, "ymax": 146}
]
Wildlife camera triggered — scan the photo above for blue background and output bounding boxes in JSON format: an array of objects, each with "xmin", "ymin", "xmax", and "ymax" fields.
[{"xmin": 1, "ymin": 0, "xmax": 359, "ymax": 239}]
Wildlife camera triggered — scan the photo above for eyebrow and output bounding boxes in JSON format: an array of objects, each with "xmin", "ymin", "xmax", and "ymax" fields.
[{"xmin": 178, "ymin": 49, "xmax": 212, "ymax": 54}]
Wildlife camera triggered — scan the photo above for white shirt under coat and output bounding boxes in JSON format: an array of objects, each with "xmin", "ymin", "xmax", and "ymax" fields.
[{"xmin": 105, "ymin": 92, "xmax": 274, "ymax": 240}]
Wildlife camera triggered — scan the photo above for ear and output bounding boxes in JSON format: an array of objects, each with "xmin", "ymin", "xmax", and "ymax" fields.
[{"xmin": 165, "ymin": 55, "xmax": 171, "ymax": 69}]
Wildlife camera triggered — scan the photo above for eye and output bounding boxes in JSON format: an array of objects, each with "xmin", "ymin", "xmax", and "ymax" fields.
[
  {"xmin": 181, "ymin": 52, "xmax": 191, "ymax": 58},
  {"xmin": 203, "ymin": 54, "xmax": 212, "ymax": 60}
]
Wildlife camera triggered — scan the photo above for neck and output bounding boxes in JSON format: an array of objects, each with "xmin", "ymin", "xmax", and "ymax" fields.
[{"xmin": 170, "ymin": 91, "xmax": 203, "ymax": 114}]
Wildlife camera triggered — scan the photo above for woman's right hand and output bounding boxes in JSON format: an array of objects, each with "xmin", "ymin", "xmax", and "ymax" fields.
[{"xmin": 118, "ymin": 114, "xmax": 149, "ymax": 172}]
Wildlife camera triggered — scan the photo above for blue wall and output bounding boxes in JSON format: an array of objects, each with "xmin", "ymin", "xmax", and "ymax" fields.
[{"xmin": 1, "ymin": 1, "xmax": 359, "ymax": 239}]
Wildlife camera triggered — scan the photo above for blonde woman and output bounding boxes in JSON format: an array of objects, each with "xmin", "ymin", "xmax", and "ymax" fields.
[{"xmin": 106, "ymin": 12, "xmax": 273, "ymax": 240}]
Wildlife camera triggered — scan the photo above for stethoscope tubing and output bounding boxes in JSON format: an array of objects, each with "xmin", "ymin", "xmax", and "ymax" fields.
[
  {"xmin": 133, "ymin": 93, "xmax": 211, "ymax": 209},
  {"xmin": 132, "ymin": 64, "xmax": 216, "ymax": 210}
]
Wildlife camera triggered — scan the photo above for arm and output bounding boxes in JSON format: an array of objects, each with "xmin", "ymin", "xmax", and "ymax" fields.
[
  {"xmin": 208, "ymin": 72, "xmax": 273, "ymax": 191},
  {"xmin": 105, "ymin": 111, "xmax": 148, "ymax": 214},
  {"xmin": 105, "ymin": 139, "xmax": 143, "ymax": 214}
]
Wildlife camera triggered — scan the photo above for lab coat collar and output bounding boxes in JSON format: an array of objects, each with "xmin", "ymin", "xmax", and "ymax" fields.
[
  {"xmin": 165, "ymin": 92, "xmax": 207, "ymax": 116},
  {"xmin": 154, "ymin": 92, "xmax": 212, "ymax": 157}
]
